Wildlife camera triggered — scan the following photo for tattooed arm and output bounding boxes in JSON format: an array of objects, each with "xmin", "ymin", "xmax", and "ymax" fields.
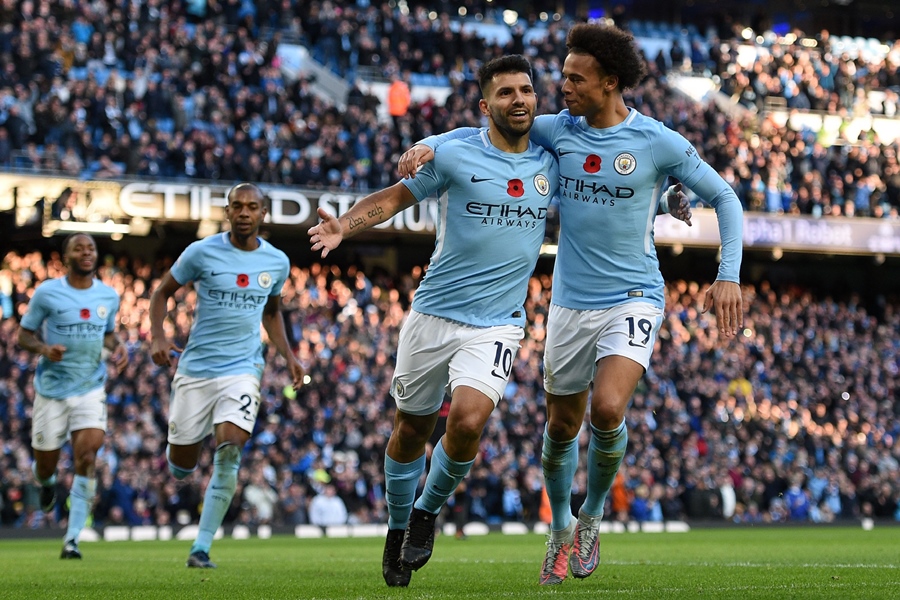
[{"xmin": 308, "ymin": 182, "xmax": 417, "ymax": 258}]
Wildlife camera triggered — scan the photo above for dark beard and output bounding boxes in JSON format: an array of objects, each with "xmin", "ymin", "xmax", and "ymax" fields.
[{"xmin": 69, "ymin": 262, "xmax": 95, "ymax": 277}]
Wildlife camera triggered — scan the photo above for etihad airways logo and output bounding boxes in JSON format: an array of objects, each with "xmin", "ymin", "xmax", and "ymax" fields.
[
  {"xmin": 465, "ymin": 202, "xmax": 549, "ymax": 228},
  {"xmin": 55, "ymin": 322, "xmax": 106, "ymax": 338},
  {"xmin": 559, "ymin": 175, "xmax": 634, "ymax": 205},
  {"xmin": 207, "ymin": 289, "xmax": 268, "ymax": 310}
]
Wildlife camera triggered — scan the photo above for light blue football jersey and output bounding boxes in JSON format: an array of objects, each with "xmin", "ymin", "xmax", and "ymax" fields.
[
  {"xmin": 169, "ymin": 232, "xmax": 290, "ymax": 379},
  {"xmin": 20, "ymin": 277, "xmax": 120, "ymax": 399},
  {"xmin": 420, "ymin": 109, "xmax": 743, "ymax": 310},
  {"xmin": 401, "ymin": 129, "xmax": 558, "ymax": 327}
]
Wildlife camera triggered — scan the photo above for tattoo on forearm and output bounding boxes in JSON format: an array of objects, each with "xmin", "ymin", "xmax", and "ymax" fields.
[
  {"xmin": 367, "ymin": 203, "xmax": 384, "ymax": 220},
  {"xmin": 347, "ymin": 214, "xmax": 366, "ymax": 230}
]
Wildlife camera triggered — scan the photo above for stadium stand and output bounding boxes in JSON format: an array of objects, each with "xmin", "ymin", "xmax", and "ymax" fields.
[
  {"xmin": 1, "ymin": 2, "xmax": 898, "ymax": 216},
  {"xmin": 0, "ymin": 1, "xmax": 899, "ymax": 533},
  {"xmin": 1, "ymin": 249, "xmax": 898, "ymax": 529}
]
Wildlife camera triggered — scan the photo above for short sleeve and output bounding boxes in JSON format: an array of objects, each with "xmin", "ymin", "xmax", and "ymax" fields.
[
  {"xmin": 400, "ymin": 150, "xmax": 449, "ymax": 201},
  {"xmin": 20, "ymin": 284, "xmax": 49, "ymax": 331},
  {"xmin": 169, "ymin": 240, "xmax": 203, "ymax": 285}
]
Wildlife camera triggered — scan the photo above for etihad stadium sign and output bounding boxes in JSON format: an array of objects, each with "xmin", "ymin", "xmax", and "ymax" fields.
[
  {"xmin": 1, "ymin": 173, "xmax": 899, "ymax": 255},
  {"xmin": 118, "ymin": 182, "xmax": 437, "ymax": 231},
  {"xmin": 0, "ymin": 175, "xmax": 438, "ymax": 234}
]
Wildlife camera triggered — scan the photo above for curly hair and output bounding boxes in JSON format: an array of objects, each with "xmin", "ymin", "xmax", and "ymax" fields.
[{"xmin": 566, "ymin": 23, "xmax": 647, "ymax": 91}]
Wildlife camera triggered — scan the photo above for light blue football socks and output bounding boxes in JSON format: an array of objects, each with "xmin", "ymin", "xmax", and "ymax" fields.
[
  {"xmin": 384, "ymin": 453, "xmax": 426, "ymax": 530},
  {"xmin": 581, "ymin": 420, "xmax": 627, "ymax": 518},
  {"xmin": 542, "ymin": 428, "xmax": 579, "ymax": 532},
  {"xmin": 191, "ymin": 443, "xmax": 240, "ymax": 554},
  {"xmin": 414, "ymin": 438, "xmax": 474, "ymax": 515},
  {"xmin": 66, "ymin": 475, "xmax": 96, "ymax": 543}
]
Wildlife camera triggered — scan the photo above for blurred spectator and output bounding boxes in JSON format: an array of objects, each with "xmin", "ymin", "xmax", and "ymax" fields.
[
  {"xmin": 243, "ymin": 470, "xmax": 279, "ymax": 525},
  {"xmin": 387, "ymin": 72, "xmax": 411, "ymax": 133},
  {"xmin": 308, "ymin": 483, "xmax": 348, "ymax": 526}
]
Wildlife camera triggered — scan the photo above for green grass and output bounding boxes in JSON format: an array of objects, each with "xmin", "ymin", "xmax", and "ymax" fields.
[{"xmin": 0, "ymin": 527, "xmax": 897, "ymax": 599}]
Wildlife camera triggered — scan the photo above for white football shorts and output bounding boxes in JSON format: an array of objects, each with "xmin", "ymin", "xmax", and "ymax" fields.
[
  {"xmin": 391, "ymin": 310, "xmax": 524, "ymax": 416},
  {"xmin": 167, "ymin": 373, "xmax": 261, "ymax": 445},
  {"xmin": 31, "ymin": 387, "xmax": 108, "ymax": 451},
  {"xmin": 543, "ymin": 302, "xmax": 664, "ymax": 396}
]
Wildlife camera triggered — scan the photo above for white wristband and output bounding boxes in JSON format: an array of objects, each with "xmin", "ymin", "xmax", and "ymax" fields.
[{"xmin": 659, "ymin": 186, "xmax": 675, "ymax": 214}]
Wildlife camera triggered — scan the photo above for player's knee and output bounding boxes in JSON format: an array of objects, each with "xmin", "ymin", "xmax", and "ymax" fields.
[
  {"xmin": 394, "ymin": 419, "xmax": 430, "ymax": 448},
  {"xmin": 546, "ymin": 418, "xmax": 580, "ymax": 442},
  {"xmin": 72, "ymin": 449, "xmax": 99, "ymax": 472},
  {"xmin": 445, "ymin": 419, "xmax": 483, "ymax": 446},
  {"xmin": 214, "ymin": 442, "xmax": 242, "ymax": 468},
  {"xmin": 590, "ymin": 403, "xmax": 626, "ymax": 430},
  {"xmin": 166, "ymin": 445, "xmax": 197, "ymax": 480}
]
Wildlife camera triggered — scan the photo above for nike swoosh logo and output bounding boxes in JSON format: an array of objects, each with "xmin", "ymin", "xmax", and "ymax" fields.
[
  {"xmin": 470, "ymin": 175, "xmax": 491, "ymax": 183},
  {"xmin": 211, "ymin": 271, "xmax": 225, "ymax": 276},
  {"xmin": 211, "ymin": 485, "xmax": 229, "ymax": 490},
  {"xmin": 558, "ymin": 150, "xmax": 575, "ymax": 156},
  {"xmin": 490, "ymin": 369, "xmax": 507, "ymax": 380},
  {"xmin": 628, "ymin": 340, "xmax": 646, "ymax": 347}
]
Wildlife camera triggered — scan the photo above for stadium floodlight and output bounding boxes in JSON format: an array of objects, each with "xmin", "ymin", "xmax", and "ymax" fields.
[
  {"xmin": 43, "ymin": 220, "xmax": 131, "ymax": 238},
  {"xmin": 128, "ymin": 216, "xmax": 152, "ymax": 236},
  {"xmin": 196, "ymin": 219, "xmax": 220, "ymax": 239}
]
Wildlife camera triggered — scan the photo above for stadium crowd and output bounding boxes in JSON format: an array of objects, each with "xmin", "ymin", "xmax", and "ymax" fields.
[
  {"xmin": 0, "ymin": 0, "xmax": 899, "ymax": 531},
  {"xmin": 0, "ymin": 1, "xmax": 899, "ymax": 219},
  {"xmin": 0, "ymin": 247, "xmax": 898, "ymax": 530}
]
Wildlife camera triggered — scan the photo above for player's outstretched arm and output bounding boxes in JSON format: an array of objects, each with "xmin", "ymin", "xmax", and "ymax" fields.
[
  {"xmin": 17, "ymin": 327, "xmax": 65, "ymax": 362},
  {"xmin": 149, "ymin": 272, "xmax": 184, "ymax": 367},
  {"xmin": 308, "ymin": 182, "xmax": 416, "ymax": 258},
  {"xmin": 262, "ymin": 295, "xmax": 305, "ymax": 391}
]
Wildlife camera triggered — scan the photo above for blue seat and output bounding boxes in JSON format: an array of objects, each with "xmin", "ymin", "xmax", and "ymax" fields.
[
  {"xmin": 92, "ymin": 67, "xmax": 110, "ymax": 87},
  {"xmin": 69, "ymin": 67, "xmax": 88, "ymax": 81},
  {"xmin": 156, "ymin": 118, "xmax": 175, "ymax": 134}
]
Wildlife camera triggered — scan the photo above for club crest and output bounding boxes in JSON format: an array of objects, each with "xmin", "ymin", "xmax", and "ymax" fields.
[
  {"xmin": 533, "ymin": 174, "xmax": 551, "ymax": 196},
  {"xmin": 614, "ymin": 152, "xmax": 637, "ymax": 175}
]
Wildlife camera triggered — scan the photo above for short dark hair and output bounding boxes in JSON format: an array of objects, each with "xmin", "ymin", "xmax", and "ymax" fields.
[
  {"xmin": 477, "ymin": 55, "xmax": 533, "ymax": 96},
  {"xmin": 227, "ymin": 182, "xmax": 268, "ymax": 209},
  {"xmin": 566, "ymin": 23, "xmax": 646, "ymax": 91},
  {"xmin": 61, "ymin": 232, "xmax": 95, "ymax": 255}
]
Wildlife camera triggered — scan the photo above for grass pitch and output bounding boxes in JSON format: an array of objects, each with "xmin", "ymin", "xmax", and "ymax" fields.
[{"xmin": 0, "ymin": 526, "xmax": 896, "ymax": 599}]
